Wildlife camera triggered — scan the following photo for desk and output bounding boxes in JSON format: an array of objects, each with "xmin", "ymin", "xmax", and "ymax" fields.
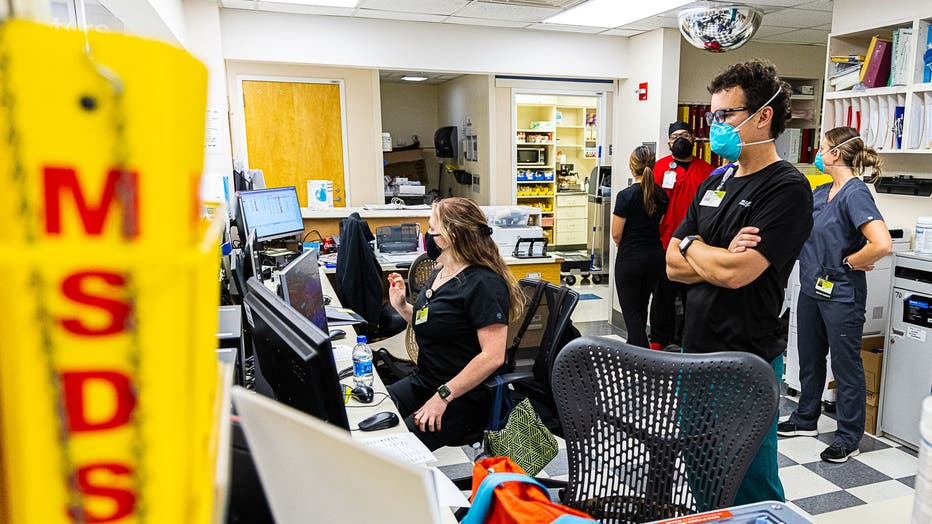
[{"xmin": 319, "ymin": 268, "xmax": 459, "ymax": 523}]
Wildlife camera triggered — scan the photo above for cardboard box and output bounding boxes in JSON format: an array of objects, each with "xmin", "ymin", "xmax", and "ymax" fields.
[
  {"xmin": 866, "ymin": 390, "xmax": 879, "ymax": 407},
  {"xmin": 861, "ymin": 336, "xmax": 884, "ymax": 393},
  {"xmin": 865, "ymin": 403, "xmax": 878, "ymax": 434}
]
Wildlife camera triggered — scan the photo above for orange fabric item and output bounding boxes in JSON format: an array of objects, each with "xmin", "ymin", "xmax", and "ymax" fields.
[{"xmin": 468, "ymin": 457, "xmax": 594, "ymax": 524}]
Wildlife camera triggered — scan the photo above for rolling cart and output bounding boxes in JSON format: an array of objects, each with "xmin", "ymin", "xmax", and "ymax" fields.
[{"xmin": 585, "ymin": 166, "xmax": 612, "ymax": 285}]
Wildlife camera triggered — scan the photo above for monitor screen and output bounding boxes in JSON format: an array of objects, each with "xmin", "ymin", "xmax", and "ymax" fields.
[
  {"xmin": 279, "ymin": 249, "xmax": 328, "ymax": 332},
  {"xmin": 238, "ymin": 186, "xmax": 304, "ymax": 242},
  {"xmin": 243, "ymin": 278, "xmax": 349, "ymax": 430}
]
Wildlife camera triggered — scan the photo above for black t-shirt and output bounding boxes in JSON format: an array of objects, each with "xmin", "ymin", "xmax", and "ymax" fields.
[
  {"xmin": 612, "ymin": 183, "xmax": 668, "ymax": 253},
  {"xmin": 412, "ymin": 266, "xmax": 510, "ymax": 390},
  {"xmin": 673, "ymin": 160, "xmax": 813, "ymax": 361}
]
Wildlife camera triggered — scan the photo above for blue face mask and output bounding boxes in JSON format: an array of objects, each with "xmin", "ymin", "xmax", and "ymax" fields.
[
  {"xmin": 709, "ymin": 88, "xmax": 782, "ymax": 162},
  {"xmin": 814, "ymin": 135, "xmax": 862, "ymax": 173}
]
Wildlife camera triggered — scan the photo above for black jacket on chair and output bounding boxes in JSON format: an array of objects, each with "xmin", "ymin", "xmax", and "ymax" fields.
[{"xmin": 335, "ymin": 213, "xmax": 383, "ymax": 330}]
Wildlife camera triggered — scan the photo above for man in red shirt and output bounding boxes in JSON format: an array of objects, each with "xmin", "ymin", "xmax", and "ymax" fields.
[{"xmin": 648, "ymin": 121, "xmax": 713, "ymax": 350}]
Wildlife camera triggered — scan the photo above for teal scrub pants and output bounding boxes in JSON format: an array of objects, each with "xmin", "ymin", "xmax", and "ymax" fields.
[{"xmin": 733, "ymin": 354, "xmax": 786, "ymax": 505}]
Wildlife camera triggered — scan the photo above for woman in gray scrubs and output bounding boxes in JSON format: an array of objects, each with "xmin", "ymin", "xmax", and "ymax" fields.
[{"xmin": 777, "ymin": 126, "xmax": 893, "ymax": 463}]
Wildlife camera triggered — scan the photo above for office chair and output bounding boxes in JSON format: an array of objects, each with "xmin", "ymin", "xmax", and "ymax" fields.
[
  {"xmin": 402, "ymin": 253, "xmax": 441, "ymax": 362},
  {"xmin": 449, "ymin": 279, "xmax": 579, "ymax": 492},
  {"xmin": 551, "ymin": 337, "xmax": 780, "ymax": 523}
]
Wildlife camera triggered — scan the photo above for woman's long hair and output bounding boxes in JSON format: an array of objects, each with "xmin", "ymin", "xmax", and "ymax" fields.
[
  {"xmin": 433, "ymin": 198, "xmax": 525, "ymax": 321},
  {"xmin": 630, "ymin": 145, "xmax": 661, "ymax": 217},
  {"xmin": 825, "ymin": 126, "xmax": 882, "ymax": 183}
]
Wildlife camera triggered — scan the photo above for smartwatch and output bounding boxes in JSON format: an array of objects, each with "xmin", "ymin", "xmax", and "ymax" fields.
[
  {"xmin": 842, "ymin": 257, "xmax": 854, "ymax": 272},
  {"xmin": 679, "ymin": 235, "xmax": 700, "ymax": 258},
  {"xmin": 437, "ymin": 384, "xmax": 452, "ymax": 401}
]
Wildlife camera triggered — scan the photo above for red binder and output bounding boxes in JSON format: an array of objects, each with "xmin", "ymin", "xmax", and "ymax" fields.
[{"xmin": 860, "ymin": 36, "xmax": 892, "ymax": 88}]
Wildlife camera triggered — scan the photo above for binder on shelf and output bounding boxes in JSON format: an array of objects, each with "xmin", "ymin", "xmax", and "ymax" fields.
[
  {"xmin": 889, "ymin": 28, "xmax": 913, "ymax": 86},
  {"xmin": 859, "ymin": 36, "xmax": 892, "ymax": 88},
  {"xmin": 894, "ymin": 105, "xmax": 905, "ymax": 149},
  {"xmin": 831, "ymin": 68, "xmax": 861, "ymax": 91}
]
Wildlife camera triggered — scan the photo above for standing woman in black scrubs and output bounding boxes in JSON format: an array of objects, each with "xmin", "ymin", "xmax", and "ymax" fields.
[
  {"xmin": 611, "ymin": 146, "xmax": 669, "ymax": 348},
  {"xmin": 385, "ymin": 197, "xmax": 525, "ymax": 450}
]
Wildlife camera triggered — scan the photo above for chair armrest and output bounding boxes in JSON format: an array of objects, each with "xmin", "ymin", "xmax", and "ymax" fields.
[{"xmin": 481, "ymin": 371, "xmax": 534, "ymax": 390}]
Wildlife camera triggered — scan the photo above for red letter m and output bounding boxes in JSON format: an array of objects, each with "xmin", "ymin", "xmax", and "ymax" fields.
[{"xmin": 44, "ymin": 166, "xmax": 139, "ymax": 237}]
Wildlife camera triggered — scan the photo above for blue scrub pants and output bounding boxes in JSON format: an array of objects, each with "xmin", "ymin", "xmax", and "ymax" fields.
[
  {"xmin": 733, "ymin": 354, "xmax": 786, "ymax": 505},
  {"xmin": 788, "ymin": 291, "xmax": 866, "ymax": 448}
]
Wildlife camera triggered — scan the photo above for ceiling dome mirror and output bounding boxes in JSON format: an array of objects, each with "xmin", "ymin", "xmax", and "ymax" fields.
[{"xmin": 678, "ymin": 5, "xmax": 764, "ymax": 53}]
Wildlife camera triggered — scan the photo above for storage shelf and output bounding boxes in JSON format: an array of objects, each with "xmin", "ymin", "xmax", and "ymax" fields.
[
  {"xmin": 517, "ymin": 142, "xmax": 554, "ymax": 145},
  {"xmin": 911, "ymin": 83, "xmax": 932, "ymax": 93},
  {"xmin": 825, "ymin": 86, "xmax": 909, "ymax": 99},
  {"xmin": 557, "ymin": 144, "xmax": 584, "ymax": 148},
  {"xmin": 791, "ymin": 94, "xmax": 816, "ymax": 100},
  {"xmin": 517, "ymin": 195, "xmax": 554, "ymax": 199},
  {"xmin": 516, "ymin": 165, "xmax": 554, "ymax": 169},
  {"xmin": 876, "ymin": 149, "xmax": 932, "ymax": 154},
  {"xmin": 556, "ymin": 125, "xmax": 585, "ymax": 129},
  {"xmin": 517, "ymin": 128, "xmax": 555, "ymax": 132},
  {"xmin": 516, "ymin": 180, "xmax": 555, "ymax": 184}
]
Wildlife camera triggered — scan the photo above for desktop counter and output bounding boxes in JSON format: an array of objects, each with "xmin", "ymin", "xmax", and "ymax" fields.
[{"xmin": 301, "ymin": 206, "xmax": 431, "ymax": 239}]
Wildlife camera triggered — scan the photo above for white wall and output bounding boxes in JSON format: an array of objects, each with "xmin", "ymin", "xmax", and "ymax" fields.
[
  {"xmin": 98, "ymin": 0, "xmax": 186, "ymax": 46},
  {"xmin": 218, "ymin": 9, "xmax": 630, "ymax": 79},
  {"xmin": 832, "ymin": 0, "xmax": 929, "ymax": 34},
  {"xmin": 678, "ymin": 41, "xmax": 826, "ymax": 104},
  {"xmin": 438, "ymin": 75, "xmax": 494, "ymax": 203},
  {"xmin": 611, "ymin": 27, "xmax": 682, "ymax": 324},
  {"xmin": 379, "ymin": 81, "xmax": 440, "ymax": 192},
  {"xmin": 183, "ymin": 0, "xmax": 232, "ymax": 205}
]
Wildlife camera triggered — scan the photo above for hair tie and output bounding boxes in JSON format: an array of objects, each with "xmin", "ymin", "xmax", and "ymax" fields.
[{"xmin": 484, "ymin": 225, "xmax": 493, "ymax": 236}]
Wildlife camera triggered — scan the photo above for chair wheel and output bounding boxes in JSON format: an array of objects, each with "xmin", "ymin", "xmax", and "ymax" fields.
[
  {"xmin": 786, "ymin": 387, "xmax": 798, "ymax": 396},
  {"xmin": 564, "ymin": 275, "xmax": 576, "ymax": 286},
  {"xmin": 822, "ymin": 400, "xmax": 836, "ymax": 414},
  {"xmin": 592, "ymin": 274, "xmax": 603, "ymax": 284}
]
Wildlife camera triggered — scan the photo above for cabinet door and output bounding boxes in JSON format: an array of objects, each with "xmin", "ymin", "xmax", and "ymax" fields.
[{"xmin": 243, "ymin": 80, "xmax": 347, "ymax": 206}]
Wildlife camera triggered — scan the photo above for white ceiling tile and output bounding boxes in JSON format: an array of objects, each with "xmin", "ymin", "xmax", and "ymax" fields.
[
  {"xmin": 795, "ymin": 0, "xmax": 833, "ymax": 11},
  {"xmin": 455, "ymin": 2, "xmax": 560, "ymax": 23},
  {"xmin": 252, "ymin": 2, "xmax": 355, "ymax": 16},
  {"xmin": 618, "ymin": 17, "xmax": 666, "ymax": 31},
  {"xmin": 600, "ymin": 28, "xmax": 645, "ymax": 37},
  {"xmin": 812, "ymin": 23, "xmax": 831, "ymax": 30},
  {"xmin": 356, "ymin": 9, "xmax": 447, "ymax": 22},
  {"xmin": 755, "ymin": 25, "xmax": 797, "ymax": 38},
  {"xmin": 357, "ymin": 0, "xmax": 468, "ymax": 16},
  {"xmin": 528, "ymin": 22, "xmax": 604, "ymax": 33},
  {"xmin": 757, "ymin": 28, "xmax": 830, "ymax": 44},
  {"xmin": 220, "ymin": 0, "xmax": 258, "ymax": 10},
  {"xmin": 764, "ymin": 8, "xmax": 833, "ymax": 28},
  {"xmin": 735, "ymin": 0, "xmax": 812, "ymax": 6},
  {"xmin": 444, "ymin": 16, "xmax": 532, "ymax": 28}
]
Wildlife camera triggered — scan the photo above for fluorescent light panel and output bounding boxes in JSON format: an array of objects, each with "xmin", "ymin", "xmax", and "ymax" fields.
[
  {"xmin": 545, "ymin": 0, "xmax": 692, "ymax": 28},
  {"xmin": 263, "ymin": 0, "xmax": 359, "ymax": 6},
  {"xmin": 401, "ymin": 75, "xmax": 429, "ymax": 82}
]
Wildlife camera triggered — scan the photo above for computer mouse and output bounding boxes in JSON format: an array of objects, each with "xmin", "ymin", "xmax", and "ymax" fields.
[
  {"xmin": 358, "ymin": 411, "xmax": 399, "ymax": 432},
  {"xmin": 329, "ymin": 328, "xmax": 346, "ymax": 341},
  {"xmin": 351, "ymin": 385, "xmax": 374, "ymax": 404}
]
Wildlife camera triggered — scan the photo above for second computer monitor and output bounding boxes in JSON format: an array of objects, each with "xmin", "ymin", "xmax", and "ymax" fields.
[
  {"xmin": 279, "ymin": 249, "xmax": 328, "ymax": 332},
  {"xmin": 238, "ymin": 186, "xmax": 304, "ymax": 242}
]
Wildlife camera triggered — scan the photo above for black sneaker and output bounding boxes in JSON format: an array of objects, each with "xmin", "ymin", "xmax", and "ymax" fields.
[
  {"xmin": 777, "ymin": 421, "xmax": 818, "ymax": 437},
  {"xmin": 821, "ymin": 444, "xmax": 860, "ymax": 463}
]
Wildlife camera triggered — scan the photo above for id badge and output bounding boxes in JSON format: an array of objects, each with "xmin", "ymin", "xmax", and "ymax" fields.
[
  {"xmin": 415, "ymin": 306, "xmax": 429, "ymax": 325},
  {"xmin": 699, "ymin": 190, "xmax": 726, "ymax": 207},
  {"xmin": 815, "ymin": 277, "xmax": 834, "ymax": 298},
  {"xmin": 662, "ymin": 170, "xmax": 677, "ymax": 189}
]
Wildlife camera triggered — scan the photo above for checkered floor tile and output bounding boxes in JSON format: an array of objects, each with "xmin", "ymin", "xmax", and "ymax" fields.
[{"xmin": 431, "ymin": 323, "xmax": 919, "ymax": 521}]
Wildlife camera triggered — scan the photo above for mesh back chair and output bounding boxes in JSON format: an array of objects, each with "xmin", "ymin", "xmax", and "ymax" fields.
[
  {"xmin": 551, "ymin": 337, "xmax": 779, "ymax": 523},
  {"xmin": 401, "ymin": 253, "xmax": 440, "ymax": 362}
]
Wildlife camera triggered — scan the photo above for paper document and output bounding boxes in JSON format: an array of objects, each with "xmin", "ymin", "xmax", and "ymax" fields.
[
  {"xmin": 358, "ymin": 432, "xmax": 436, "ymax": 465},
  {"xmin": 381, "ymin": 252, "xmax": 421, "ymax": 264},
  {"xmin": 429, "ymin": 468, "xmax": 471, "ymax": 508},
  {"xmin": 331, "ymin": 344, "xmax": 352, "ymax": 362}
]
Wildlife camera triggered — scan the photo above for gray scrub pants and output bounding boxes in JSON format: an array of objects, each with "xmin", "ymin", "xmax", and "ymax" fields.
[{"xmin": 789, "ymin": 291, "xmax": 867, "ymax": 448}]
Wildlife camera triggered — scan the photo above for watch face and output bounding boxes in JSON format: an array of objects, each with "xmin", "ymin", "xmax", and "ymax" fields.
[{"xmin": 437, "ymin": 385, "xmax": 451, "ymax": 398}]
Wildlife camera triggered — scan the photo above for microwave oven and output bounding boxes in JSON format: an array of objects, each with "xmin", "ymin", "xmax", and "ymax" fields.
[{"xmin": 517, "ymin": 147, "xmax": 547, "ymax": 166}]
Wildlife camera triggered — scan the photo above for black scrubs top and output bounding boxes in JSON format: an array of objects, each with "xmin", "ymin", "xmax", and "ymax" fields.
[{"xmin": 412, "ymin": 265, "xmax": 510, "ymax": 391}]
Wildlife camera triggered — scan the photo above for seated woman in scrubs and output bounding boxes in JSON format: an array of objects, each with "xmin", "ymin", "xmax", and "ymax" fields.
[
  {"xmin": 777, "ymin": 126, "xmax": 892, "ymax": 463},
  {"xmin": 385, "ymin": 197, "xmax": 524, "ymax": 450}
]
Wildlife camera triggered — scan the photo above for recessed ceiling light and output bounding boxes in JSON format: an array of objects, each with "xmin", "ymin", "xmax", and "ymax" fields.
[
  {"xmin": 401, "ymin": 76, "xmax": 429, "ymax": 82},
  {"xmin": 263, "ymin": 0, "xmax": 359, "ymax": 7},
  {"xmin": 545, "ymin": 0, "xmax": 692, "ymax": 28}
]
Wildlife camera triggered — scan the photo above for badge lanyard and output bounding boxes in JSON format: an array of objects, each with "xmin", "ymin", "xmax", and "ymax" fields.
[
  {"xmin": 700, "ymin": 165, "xmax": 734, "ymax": 208},
  {"xmin": 416, "ymin": 281, "xmax": 435, "ymax": 325},
  {"xmin": 815, "ymin": 274, "xmax": 835, "ymax": 298}
]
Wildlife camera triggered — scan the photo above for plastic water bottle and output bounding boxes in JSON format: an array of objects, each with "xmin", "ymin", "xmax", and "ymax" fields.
[
  {"xmin": 352, "ymin": 335, "xmax": 373, "ymax": 387},
  {"xmin": 912, "ymin": 396, "xmax": 932, "ymax": 524}
]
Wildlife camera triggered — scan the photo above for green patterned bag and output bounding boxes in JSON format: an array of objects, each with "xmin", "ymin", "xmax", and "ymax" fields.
[{"xmin": 483, "ymin": 389, "xmax": 558, "ymax": 476}]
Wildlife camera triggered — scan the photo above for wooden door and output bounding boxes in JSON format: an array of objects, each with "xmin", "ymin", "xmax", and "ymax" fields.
[{"xmin": 242, "ymin": 79, "xmax": 346, "ymax": 206}]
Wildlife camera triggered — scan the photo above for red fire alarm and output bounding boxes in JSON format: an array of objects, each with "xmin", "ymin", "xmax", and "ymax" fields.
[{"xmin": 638, "ymin": 82, "xmax": 648, "ymax": 101}]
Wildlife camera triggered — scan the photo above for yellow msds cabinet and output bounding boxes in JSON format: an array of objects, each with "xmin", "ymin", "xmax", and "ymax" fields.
[{"xmin": 0, "ymin": 20, "xmax": 223, "ymax": 524}]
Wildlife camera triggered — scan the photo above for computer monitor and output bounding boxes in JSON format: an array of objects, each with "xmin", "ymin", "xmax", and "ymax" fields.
[
  {"xmin": 278, "ymin": 249, "xmax": 328, "ymax": 332},
  {"xmin": 243, "ymin": 277, "xmax": 349, "ymax": 430},
  {"xmin": 242, "ymin": 228, "xmax": 262, "ymax": 282},
  {"xmin": 238, "ymin": 186, "xmax": 304, "ymax": 242}
]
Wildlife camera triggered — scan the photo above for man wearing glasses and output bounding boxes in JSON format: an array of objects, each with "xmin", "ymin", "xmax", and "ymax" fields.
[
  {"xmin": 649, "ymin": 121, "xmax": 713, "ymax": 351},
  {"xmin": 666, "ymin": 60, "xmax": 814, "ymax": 505}
]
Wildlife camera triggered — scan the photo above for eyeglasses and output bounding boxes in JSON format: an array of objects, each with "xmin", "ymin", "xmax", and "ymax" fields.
[
  {"xmin": 670, "ymin": 131, "xmax": 693, "ymax": 140},
  {"xmin": 705, "ymin": 107, "xmax": 748, "ymax": 126}
]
